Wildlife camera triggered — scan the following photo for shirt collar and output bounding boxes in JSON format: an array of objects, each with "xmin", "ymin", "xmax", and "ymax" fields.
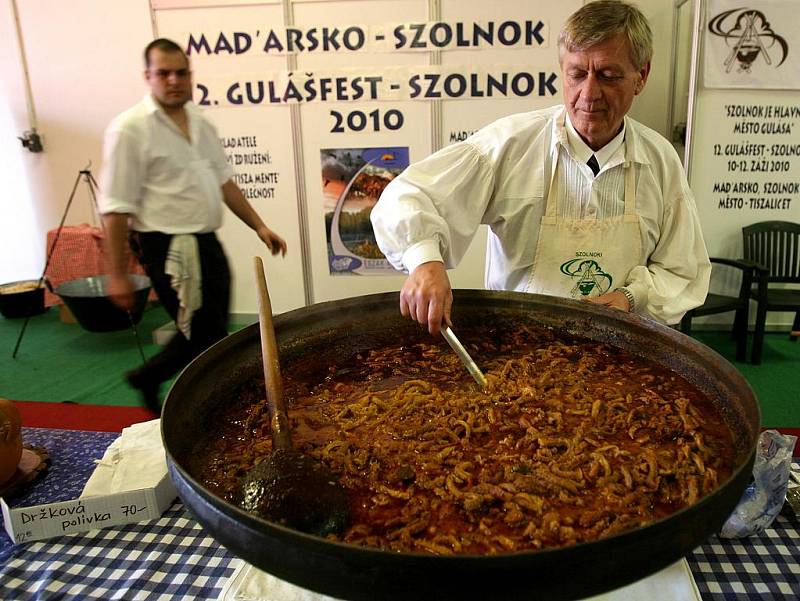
[
  {"xmin": 143, "ymin": 93, "xmax": 160, "ymax": 114},
  {"xmin": 143, "ymin": 93, "xmax": 201, "ymax": 116},
  {"xmin": 564, "ymin": 112, "xmax": 625, "ymax": 169},
  {"xmin": 143, "ymin": 94, "xmax": 198, "ymax": 138}
]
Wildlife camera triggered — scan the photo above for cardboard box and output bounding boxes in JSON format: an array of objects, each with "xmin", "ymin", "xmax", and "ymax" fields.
[
  {"xmin": 2, "ymin": 419, "xmax": 177, "ymax": 543},
  {"xmin": 2, "ymin": 470, "xmax": 176, "ymax": 544}
]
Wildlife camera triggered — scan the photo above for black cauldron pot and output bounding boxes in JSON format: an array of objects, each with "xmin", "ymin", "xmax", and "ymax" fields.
[
  {"xmin": 0, "ymin": 280, "xmax": 47, "ymax": 319},
  {"xmin": 162, "ymin": 290, "xmax": 760, "ymax": 601},
  {"xmin": 54, "ymin": 274, "xmax": 151, "ymax": 332}
]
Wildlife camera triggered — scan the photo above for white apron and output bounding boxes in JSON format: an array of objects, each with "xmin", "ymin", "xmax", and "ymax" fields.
[{"xmin": 525, "ymin": 133, "xmax": 642, "ymax": 300}]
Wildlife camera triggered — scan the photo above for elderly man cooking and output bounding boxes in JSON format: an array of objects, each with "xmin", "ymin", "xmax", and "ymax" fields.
[{"xmin": 371, "ymin": 0, "xmax": 710, "ymax": 334}]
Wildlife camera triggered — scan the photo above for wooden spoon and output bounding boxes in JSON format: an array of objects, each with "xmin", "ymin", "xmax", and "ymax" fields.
[{"xmin": 239, "ymin": 257, "xmax": 349, "ymax": 536}]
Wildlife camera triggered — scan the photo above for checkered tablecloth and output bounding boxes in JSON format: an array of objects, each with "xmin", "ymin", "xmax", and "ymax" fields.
[
  {"xmin": 0, "ymin": 428, "xmax": 237, "ymax": 601},
  {"xmin": 1, "ymin": 428, "xmax": 798, "ymax": 600},
  {"xmin": 689, "ymin": 515, "xmax": 799, "ymax": 599},
  {"xmin": 43, "ymin": 224, "xmax": 147, "ymax": 307},
  {"xmin": 1, "ymin": 504, "xmax": 235, "ymax": 600}
]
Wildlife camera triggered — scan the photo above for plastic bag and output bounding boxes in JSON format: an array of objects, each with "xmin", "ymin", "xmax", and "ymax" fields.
[{"xmin": 719, "ymin": 429, "xmax": 797, "ymax": 538}]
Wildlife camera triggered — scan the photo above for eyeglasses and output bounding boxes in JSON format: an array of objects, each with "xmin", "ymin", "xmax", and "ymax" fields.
[{"xmin": 149, "ymin": 68, "xmax": 191, "ymax": 80}]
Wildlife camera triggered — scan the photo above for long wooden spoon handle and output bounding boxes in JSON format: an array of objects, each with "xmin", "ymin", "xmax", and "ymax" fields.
[{"xmin": 254, "ymin": 256, "xmax": 292, "ymax": 450}]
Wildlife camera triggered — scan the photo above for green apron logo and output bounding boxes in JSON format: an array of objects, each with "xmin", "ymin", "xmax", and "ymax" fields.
[{"xmin": 560, "ymin": 258, "xmax": 613, "ymax": 297}]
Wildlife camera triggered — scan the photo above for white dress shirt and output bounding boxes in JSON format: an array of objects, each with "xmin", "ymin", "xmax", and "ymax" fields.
[
  {"xmin": 564, "ymin": 113, "xmax": 624, "ymax": 175},
  {"xmin": 98, "ymin": 94, "xmax": 234, "ymax": 234},
  {"xmin": 370, "ymin": 105, "xmax": 711, "ymax": 324}
]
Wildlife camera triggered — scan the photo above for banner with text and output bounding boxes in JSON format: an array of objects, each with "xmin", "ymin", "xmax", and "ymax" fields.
[
  {"xmin": 177, "ymin": 19, "xmax": 550, "ymax": 56},
  {"xmin": 689, "ymin": 88, "xmax": 800, "ymax": 308},
  {"xmin": 156, "ymin": 1, "xmax": 576, "ymax": 302}
]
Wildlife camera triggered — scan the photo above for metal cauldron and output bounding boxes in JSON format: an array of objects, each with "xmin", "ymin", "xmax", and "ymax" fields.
[
  {"xmin": 0, "ymin": 280, "xmax": 47, "ymax": 319},
  {"xmin": 53, "ymin": 274, "xmax": 151, "ymax": 332},
  {"xmin": 162, "ymin": 290, "xmax": 760, "ymax": 601}
]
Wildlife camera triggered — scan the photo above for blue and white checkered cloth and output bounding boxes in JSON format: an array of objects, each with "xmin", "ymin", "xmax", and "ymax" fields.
[
  {"xmin": 1, "ymin": 504, "xmax": 235, "ymax": 600},
  {"xmin": 688, "ymin": 517, "xmax": 800, "ymax": 599}
]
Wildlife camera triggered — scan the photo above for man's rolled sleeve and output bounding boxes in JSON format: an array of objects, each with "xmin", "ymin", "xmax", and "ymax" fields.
[
  {"xmin": 633, "ymin": 192, "xmax": 711, "ymax": 324},
  {"xmin": 208, "ymin": 126, "xmax": 235, "ymax": 186},
  {"xmin": 98, "ymin": 126, "xmax": 143, "ymax": 216}
]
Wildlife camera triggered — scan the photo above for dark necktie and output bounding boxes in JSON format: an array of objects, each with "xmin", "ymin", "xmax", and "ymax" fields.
[{"xmin": 587, "ymin": 154, "xmax": 600, "ymax": 176}]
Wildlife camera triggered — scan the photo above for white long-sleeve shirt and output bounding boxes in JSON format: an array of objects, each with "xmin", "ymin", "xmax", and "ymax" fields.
[
  {"xmin": 98, "ymin": 94, "xmax": 234, "ymax": 234},
  {"xmin": 370, "ymin": 105, "xmax": 710, "ymax": 324}
]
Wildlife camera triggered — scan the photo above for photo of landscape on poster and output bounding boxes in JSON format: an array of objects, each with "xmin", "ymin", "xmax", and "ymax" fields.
[{"xmin": 320, "ymin": 147, "xmax": 409, "ymax": 275}]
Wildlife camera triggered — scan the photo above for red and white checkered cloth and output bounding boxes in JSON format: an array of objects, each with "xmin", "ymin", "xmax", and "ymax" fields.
[{"xmin": 43, "ymin": 224, "xmax": 147, "ymax": 306}]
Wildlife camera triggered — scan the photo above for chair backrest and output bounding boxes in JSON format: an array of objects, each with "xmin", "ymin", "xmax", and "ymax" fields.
[{"xmin": 742, "ymin": 220, "xmax": 800, "ymax": 283}]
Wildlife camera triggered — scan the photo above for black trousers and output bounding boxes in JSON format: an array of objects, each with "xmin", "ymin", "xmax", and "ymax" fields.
[{"xmin": 129, "ymin": 231, "xmax": 231, "ymax": 386}]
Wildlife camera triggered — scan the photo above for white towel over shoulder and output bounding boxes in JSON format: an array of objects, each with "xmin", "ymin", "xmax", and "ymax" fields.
[{"xmin": 165, "ymin": 234, "xmax": 202, "ymax": 339}]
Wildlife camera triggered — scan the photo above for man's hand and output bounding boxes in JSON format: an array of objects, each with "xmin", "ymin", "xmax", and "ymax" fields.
[
  {"xmin": 586, "ymin": 289, "xmax": 630, "ymax": 312},
  {"xmin": 107, "ymin": 272, "xmax": 135, "ymax": 311},
  {"xmin": 102, "ymin": 213, "xmax": 135, "ymax": 310},
  {"xmin": 222, "ymin": 181, "xmax": 288, "ymax": 257},
  {"xmin": 400, "ymin": 261, "xmax": 452, "ymax": 335},
  {"xmin": 257, "ymin": 225, "xmax": 287, "ymax": 257}
]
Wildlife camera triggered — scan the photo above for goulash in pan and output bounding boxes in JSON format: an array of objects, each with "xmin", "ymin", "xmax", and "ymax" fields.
[{"xmin": 192, "ymin": 321, "xmax": 734, "ymax": 554}]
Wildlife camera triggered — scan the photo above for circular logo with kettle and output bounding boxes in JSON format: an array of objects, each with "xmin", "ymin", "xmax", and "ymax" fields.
[{"xmin": 560, "ymin": 258, "xmax": 613, "ymax": 297}]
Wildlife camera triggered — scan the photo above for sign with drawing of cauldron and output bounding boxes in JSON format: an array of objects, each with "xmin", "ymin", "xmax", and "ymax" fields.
[{"xmin": 704, "ymin": 0, "xmax": 798, "ymax": 89}]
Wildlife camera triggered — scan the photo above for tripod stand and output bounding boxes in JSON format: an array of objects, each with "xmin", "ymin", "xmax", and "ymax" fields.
[{"xmin": 12, "ymin": 165, "xmax": 147, "ymax": 364}]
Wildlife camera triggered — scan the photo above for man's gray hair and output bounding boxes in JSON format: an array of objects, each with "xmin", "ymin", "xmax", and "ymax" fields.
[{"xmin": 558, "ymin": 0, "xmax": 653, "ymax": 70}]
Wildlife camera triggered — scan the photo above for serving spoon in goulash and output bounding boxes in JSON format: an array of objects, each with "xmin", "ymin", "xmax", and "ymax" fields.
[
  {"xmin": 239, "ymin": 257, "xmax": 349, "ymax": 536},
  {"xmin": 441, "ymin": 324, "xmax": 488, "ymax": 389}
]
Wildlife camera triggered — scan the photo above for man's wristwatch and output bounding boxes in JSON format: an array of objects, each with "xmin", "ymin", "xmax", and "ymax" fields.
[{"xmin": 614, "ymin": 287, "xmax": 635, "ymax": 312}]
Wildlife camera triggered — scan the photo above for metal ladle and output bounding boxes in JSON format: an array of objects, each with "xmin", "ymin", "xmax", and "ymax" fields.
[
  {"xmin": 441, "ymin": 324, "xmax": 488, "ymax": 389},
  {"xmin": 239, "ymin": 257, "xmax": 349, "ymax": 536}
]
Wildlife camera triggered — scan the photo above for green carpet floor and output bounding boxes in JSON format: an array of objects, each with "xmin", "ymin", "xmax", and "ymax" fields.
[
  {"xmin": 3, "ymin": 306, "xmax": 175, "ymax": 406},
  {"xmin": 690, "ymin": 331, "xmax": 798, "ymax": 428},
  {"xmin": 1, "ymin": 306, "xmax": 798, "ymax": 427},
  {"xmin": 1, "ymin": 306, "xmax": 248, "ymax": 407}
]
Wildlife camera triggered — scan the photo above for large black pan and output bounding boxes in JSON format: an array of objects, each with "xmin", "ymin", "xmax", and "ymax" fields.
[
  {"xmin": 53, "ymin": 274, "xmax": 150, "ymax": 332},
  {"xmin": 0, "ymin": 280, "xmax": 47, "ymax": 319},
  {"xmin": 162, "ymin": 290, "xmax": 760, "ymax": 601}
]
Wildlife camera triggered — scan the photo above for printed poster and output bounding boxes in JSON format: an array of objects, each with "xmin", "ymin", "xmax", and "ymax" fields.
[
  {"xmin": 704, "ymin": 0, "xmax": 799, "ymax": 89},
  {"xmin": 320, "ymin": 147, "xmax": 409, "ymax": 275}
]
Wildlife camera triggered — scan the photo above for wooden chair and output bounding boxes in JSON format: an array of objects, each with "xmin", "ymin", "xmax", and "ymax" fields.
[
  {"xmin": 742, "ymin": 221, "xmax": 800, "ymax": 364},
  {"xmin": 680, "ymin": 258, "xmax": 759, "ymax": 361}
]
